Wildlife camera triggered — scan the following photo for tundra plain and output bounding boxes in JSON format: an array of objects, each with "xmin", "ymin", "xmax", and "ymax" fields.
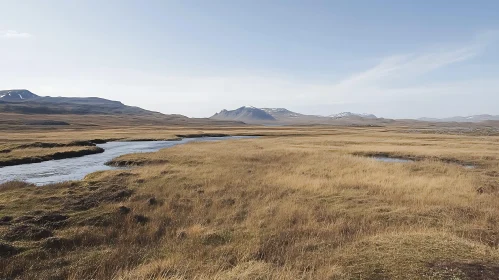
[{"xmin": 1, "ymin": 121, "xmax": 499, "ymax": 279}]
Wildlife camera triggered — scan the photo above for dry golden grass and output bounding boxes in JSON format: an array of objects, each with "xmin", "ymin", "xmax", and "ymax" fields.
[{"xmin": 1, "ymin": 127, "xmax": 499, "ymax": 279}]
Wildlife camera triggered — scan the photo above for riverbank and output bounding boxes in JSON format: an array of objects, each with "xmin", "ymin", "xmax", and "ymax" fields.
[
  {"xmin": 0, "ymin": 133, "xmax": 257, "ymax": 168},
  {"xmin": 0, "ymin": 146, "xmax": 105, "ymax": 167}
]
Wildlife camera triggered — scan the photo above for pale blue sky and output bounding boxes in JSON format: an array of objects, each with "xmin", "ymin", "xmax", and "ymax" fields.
[{"xmin": 1, "ymin": 0, "xmax": 498, "ymax": 118}]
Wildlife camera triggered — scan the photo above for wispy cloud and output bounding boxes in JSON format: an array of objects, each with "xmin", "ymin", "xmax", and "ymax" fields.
[
  {"xmin": 333, "ymin": 46, "xmax": 480, "ymax": 92},
  {"xmin": 1, "ymin": 30, "xmax": 33, "ymax": 39},
  {"xmin": 294, "ymin": 32, "xmax": 497, "ymax": 108}
]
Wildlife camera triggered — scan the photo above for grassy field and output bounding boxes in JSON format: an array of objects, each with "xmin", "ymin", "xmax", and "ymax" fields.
[{"xmin": 1, "ymin": 125, "xmax": 499, "ymax": 279}]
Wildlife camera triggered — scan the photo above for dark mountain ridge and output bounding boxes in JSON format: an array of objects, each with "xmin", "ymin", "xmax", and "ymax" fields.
[
  {"xmin": 0, "ymin": 90, "xmax": 158, "ymax": 116},
  {"xmin": 0, "ymin": 90, "xmax": 39, "ymax": 101}
]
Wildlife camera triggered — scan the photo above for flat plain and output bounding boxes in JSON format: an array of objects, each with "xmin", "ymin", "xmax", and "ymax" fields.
[{"xmin": 1, "ymin": 115, "xmax": 499, "ymax": 279}]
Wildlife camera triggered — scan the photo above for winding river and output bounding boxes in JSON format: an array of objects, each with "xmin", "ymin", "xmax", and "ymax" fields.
[{"xmin": 0, "ymin": 136, "xmax": 252, "ymax": 185}]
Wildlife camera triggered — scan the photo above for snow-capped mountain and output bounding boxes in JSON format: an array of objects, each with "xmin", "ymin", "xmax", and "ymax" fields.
[
  {"xmin": 0, "ymin": 90, "xmax": 39, "ymax": 101},
  {"xmin": 328, "ymin": 112, "xmax": 377, "ymax": 119}
]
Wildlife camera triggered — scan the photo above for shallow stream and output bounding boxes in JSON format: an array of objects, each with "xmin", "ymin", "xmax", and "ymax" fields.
[{"xmin": 0, "ymin": 136, "xmax": 252, "ymax": 185}]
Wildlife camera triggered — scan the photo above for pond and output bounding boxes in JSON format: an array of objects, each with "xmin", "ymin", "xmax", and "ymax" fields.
[{"xmin": 372, "ymin": 156, "xmax": 414, "ymax": 163}]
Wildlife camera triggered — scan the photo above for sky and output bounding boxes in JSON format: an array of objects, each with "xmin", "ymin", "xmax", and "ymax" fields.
[{"xmin": 1, "ymin": 0, "xmax": 499, "ymax": 119}]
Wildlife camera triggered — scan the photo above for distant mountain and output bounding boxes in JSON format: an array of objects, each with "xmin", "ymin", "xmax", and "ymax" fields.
[
  {"xmin": 329, "ymin": 112, "xmax": 377, "ymax": 119},
  {"xmin": 419, "ymin": 115, "xmax": 499, "ymax": 123},
  {"xmin": 0, "ymin": 90, "xmax": 39, "ymax": 101},
  {"xmin": 211, "ymin": 106, "xmax": 276, "ymax": 123},
  {"xmin": 211, "ymin": 106, "xmax": 386, "ymax": 125}
]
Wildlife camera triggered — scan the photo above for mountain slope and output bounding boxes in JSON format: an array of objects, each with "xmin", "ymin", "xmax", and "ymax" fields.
[
  {"xmin": 260, "ymin": 108, "xmax": 332, "ymax": 123},
  {"xmin": 261, "ymin": 108, "xmax": 303, "ymax": 119},
  {"xmin": 211, "ymin": 106, "xmax": 276, "ymax": 123},
  {"xmin": 0, "ymin": 90, "xmax": 39, "ymax": 101}
]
